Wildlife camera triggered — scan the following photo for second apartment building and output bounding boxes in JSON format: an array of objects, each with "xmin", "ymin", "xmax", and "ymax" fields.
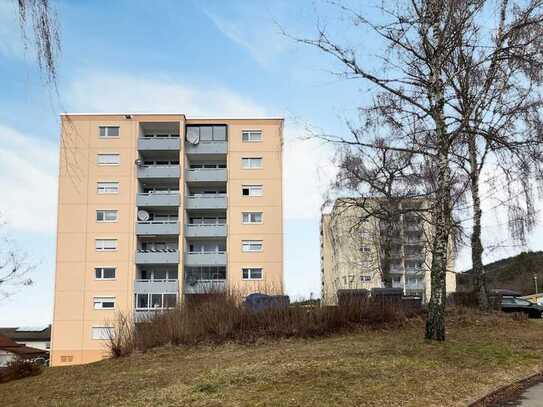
[{"xmin": 51, "ymin": 114, "xmax": 283, "ymax": 366}]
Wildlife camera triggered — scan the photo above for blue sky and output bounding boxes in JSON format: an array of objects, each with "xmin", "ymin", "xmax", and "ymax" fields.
[{"xmin": 0, "ymin": 0, "xmax": 542, "ymax": 325}]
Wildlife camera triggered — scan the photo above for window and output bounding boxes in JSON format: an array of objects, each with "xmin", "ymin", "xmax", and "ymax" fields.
[
  {"xmin": 93, "ymin": 297, "xmax": 116, "ymax": 309},
  {"xmin": 242, "ymin": 267, "xmax": 263, "ymax": 280},
  {"xmin": 135, "ymin": 293, "xmax": 177, "ymax": 310},
  {"xmin": 99, "ymin": 126, "xmax": 119, "ymax": 138},
  {"xmin": 96, "ymin": 154, "xmax": 120, "ymax": 165},
  {"xmin": 95, "ymin": 239, "xmax": 118, "ymax": 251},
  {"xmin": 392, "ymin": 276, "xmax": 402, "ymax": 283},
  {"xmin": 514, "ymin": 298, "xmax": 531, "ymax": 306},
  {"xmin": 186, "ymin": 125, "xmax": 227, "ymax": 142},
  {"xmin": 242, "ymin": 212, "xmax": 263, "ymax": 224},
  {"xmin": 95, "ymin": 267, "xmax": 116, "ymax": 280},
  {"xmin": 242, "ymin": 130, "xmax": 262, "ymax": 142},
  {"xmin": 97, "ymin": 182, "xmax": 119, "ymax": 194},
  {"xmin": 92, "ymin": 326, "xmax": 113, "ymax": 340},
  {"xmin": 361, "ymin": 246, "xmax": 371, "ymax": 253},
  {"xmin": 242, "ymin": 240, "xmax": 263, "ymax": 252},
  {"xmin": 361, "ymin": 275, "xmax": 372, "ymax": 282},
  {"xmin": 242, "ymin": 185, "xmax": 263, "ymax": 197},
  {"xmin": 241, "ymin": 157, "xmax": 262, "ymax": 169},
  {"xmin": 96, "ymin": 210, "xmax": 118, "ymax": 222}
]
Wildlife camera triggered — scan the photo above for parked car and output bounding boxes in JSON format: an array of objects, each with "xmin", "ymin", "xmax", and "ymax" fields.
[
  {"xmin": 243, "ymin": 293, "xmax": 290, "ymax": 312},
  {"xmin": 501, "ymin": 296, "xmax": 543, "ymax": 318}
]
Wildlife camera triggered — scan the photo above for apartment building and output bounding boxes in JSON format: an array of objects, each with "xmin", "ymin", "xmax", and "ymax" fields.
[
  {"xmin": 320, "ymin": 198, "xmax": 456, "ymax": 305},
  {"xmin": 51, "ymin": 114, "xmax": 283, "ymax": 366}
]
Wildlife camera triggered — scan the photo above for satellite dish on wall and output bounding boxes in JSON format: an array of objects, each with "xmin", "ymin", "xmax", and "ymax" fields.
[
  {"xmin": 186, "ymin": 128, "xmax": 200, "ymax": 145},
  {"xmin": 137, "ymin": 210, "xmax": 150, "ymax": 221}
]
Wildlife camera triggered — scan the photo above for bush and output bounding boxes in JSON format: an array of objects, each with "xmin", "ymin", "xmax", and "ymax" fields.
[
  {"xmin": 107, "ymin": 292, "xmax": 416, "ymax": 357},
  {"xmin": 0, "ymin": 358, "xmax": 42, "ymax": 383}
]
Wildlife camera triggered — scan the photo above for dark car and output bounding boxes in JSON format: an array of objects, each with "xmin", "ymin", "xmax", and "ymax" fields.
[{"xmin": 501, "ymin": 296, "xmax": 543, "ymax": 318}]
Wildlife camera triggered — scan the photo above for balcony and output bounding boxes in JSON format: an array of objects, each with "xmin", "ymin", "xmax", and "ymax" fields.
[
  {"xmin": 135, "ymin": 249, "xmax": 179, "ymax": 265},
  {"xmin": 185, "ymin": 168, "xmax": 227, "ymax": 183},
  {"xmin": 184, "ymin": 279, "xmax": 226, "ymax": 294},
  {"xmin": 186, "ymin": 141, "xmax": 227, "ymax": 155},
  {"xmin": 405, "ymin": 267, "xmax": 424, "ymax": 274},
  {"xmin": 185, "ymin": 194, "xmax": 227, "ymax": 210},
  {"xmin": 137, "ymin": 165, "xmax": 180, "ymax": 179},
  {"xmin": 185, "ymin": 252, "xmax": 227, "ymax": 266},
  {"xmin": 134, "ymin": 279, "xmax": 179, "ymax": 294},
  {"xmin": 138, "ymin": 137, "xmax": 180, "ymax": 151},
  {"xmin": 137, "ymin": 192, "xmax": 179, "ymax": 207},
  {"xmin": 185, "ymin": 224, "xmax": 227, "ymax": 238},
  {"xmin": 136, "ymin": 221, "xmax": 179, "ymax": 236}
]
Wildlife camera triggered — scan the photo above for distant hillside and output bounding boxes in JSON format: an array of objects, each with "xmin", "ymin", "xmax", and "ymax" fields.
[{"xmin": 457, "ymin": 251, "xmax": 543, "ymax": 295}]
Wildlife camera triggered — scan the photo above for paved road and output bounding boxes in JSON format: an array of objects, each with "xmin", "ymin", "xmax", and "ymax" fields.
[{"xmin": 501, "ymin": 382, "xmax": 543, "ymax": 406}]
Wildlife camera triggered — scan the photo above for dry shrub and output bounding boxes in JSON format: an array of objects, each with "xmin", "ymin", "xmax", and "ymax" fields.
[
  {"xmin": 0, "ymin": 358, "xmax": 42, "ymax": 383},
  {"xmin": 108, "ymin": 292, "xmax": 415, "ymax": 357}
]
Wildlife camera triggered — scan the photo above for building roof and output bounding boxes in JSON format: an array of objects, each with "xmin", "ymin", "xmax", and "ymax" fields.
[
  {"xmin": 0, "ymin": 334, "xmax": 47, "ymax": 357},
  {"xmin": 59, "ymin": 113, "xmax": 284, "ymax": 120},
  {"xmin": 0, "ymin": 325, "xmax": 51, "ymax": 341}
]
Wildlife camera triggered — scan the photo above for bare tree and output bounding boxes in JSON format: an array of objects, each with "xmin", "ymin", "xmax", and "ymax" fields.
[
  {"xmin": 445, "ymin": 0, "xmax": 543, "ymax": 310},
  {"xmin": 16, "ymin": 0, "xmax": 61, "ymax": 85},
  {"xmin": 0, "ymin": 223, "xmax": 34, "ymax": 301}
]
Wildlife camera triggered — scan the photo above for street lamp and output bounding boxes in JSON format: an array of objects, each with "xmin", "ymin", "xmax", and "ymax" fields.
[{"xmin": 534, "ymin": 274, "xmax": 539, "ymax": 294}]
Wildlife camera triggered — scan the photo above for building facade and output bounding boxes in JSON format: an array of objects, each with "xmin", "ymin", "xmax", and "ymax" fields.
[
  {"xmin": 320, "ymin": 199, "xmax": 456, "ymax": 305},
  {"xmin": 51, "ymin": 114, "xmax": 284, "ymax": 366}
]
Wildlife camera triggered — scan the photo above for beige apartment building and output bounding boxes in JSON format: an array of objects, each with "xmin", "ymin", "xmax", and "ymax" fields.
[
  {"xmin": 51, "ymin": 114, "xmax": 283, "ymax": 366},
  {"xmin": 320, "ymin": 198, "xmax": 456, "ymax": 305}
]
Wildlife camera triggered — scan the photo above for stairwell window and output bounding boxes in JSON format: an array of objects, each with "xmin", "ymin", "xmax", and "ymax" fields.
[
  {"xmin": 242, "ymin": 157, "xmax": 262, "ymax": 169},
  {"xmin": 242, "ymin": 185, "xmax": 263, "ymax": 196},
  {"xmin": 99, "ymin": 126, "xmax": 119, "ymax": 138},
  {"xmin": 96, "ymin": 210, "xmax": 118, "ymax": 222},
  {"xmin": 93, "ymin": 297, "xmax": 116, "ymax": 310},
  {"xmin": 95, "ymin": 239, "xmax": 118, "ymax": 252},
  {"xmin": 242, "ymin": 240, "xmax": 263, "ymax": 252},
  {"xmin": 96, "ymin": 153, "xmax": 120, "ymax": 165},
  {"xmin": 242, "ymin": 212, "xmax": 263, "ymax": 224},
  {"xmin": 97, "ymin": 182, "xmax": 119, "ymax": 194},
  {"xmin": 242, "ymin": 130, "xmax": 262, "ymax": 142},
  {"xmin": 242, "ymin": 267, "xmax": 263, "ymax": 280},
  {"xmin": 95, "ymin": 267, "xmax": 116, "ymax": 280},
  {"xmin": 92, "ymin": 326, "xmax": 113, "ymax": 340}
]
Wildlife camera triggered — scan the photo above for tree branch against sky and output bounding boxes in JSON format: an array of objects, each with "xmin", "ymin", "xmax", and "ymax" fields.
[{"xmin": 293, "ymin": 0, "xmax": 543, "ymax": 340}]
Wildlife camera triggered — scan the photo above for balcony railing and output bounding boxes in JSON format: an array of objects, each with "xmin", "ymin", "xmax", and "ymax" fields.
[
  {"xmin": 184, "ymin": 279, "xmax": 226, "ymax": 294},
  {"xmin": 186, "ymin": 140, "xmax": 228, "ymax": 155},
  {"xmin": 185, "ymin": 194, "xmax": 227, "ymax": 210},
  {"xmin": 136, "ymin": 221, "xmax": 179, "ymax": 235},
  {"xmin": 185, "ymin": 168, "xmax": 227, "ymax": 183},
  {"xmin": 137, "ymin": 165, "xmax": 180, "ymax": 179},
  {"xmin": 185, "ymin": 251, "xmax": 227, "ymax": 266},
  {"xmin": 135, "ymin": 249, "xmax": 179, "ymax": 264},
  {"xmin": 138, "ymin": 136, "xmax": 180, "ymax": 151},
  {"xmin": 185, "ymin": 223, "xmax": 227, "ymax": 238},
  {"xmin": 137, "ymin": 191, "xmax": 180, "ymax": 207},
  {"xmin": 134, "ymin": 279, "xmax": 179, "ymax": 294}
]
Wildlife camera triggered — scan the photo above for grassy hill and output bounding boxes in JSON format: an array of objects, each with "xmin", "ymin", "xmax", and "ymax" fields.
[
  {"xmin": 2, "ymin": 311, "xmax": 543, "ymax": 406},
  {"xmin": 457, "ymin": 251, "xmax": 543, "ymax": 294}
]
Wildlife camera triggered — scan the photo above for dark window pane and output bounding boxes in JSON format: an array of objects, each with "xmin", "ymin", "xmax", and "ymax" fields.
[
  {"xmin": 200, "ymin": 126, "xmax": 213, "ymax": 141},
  {"xmin": 164, "ymin": 294, "xmax": 177, "ymax": 308},
  {"xmin": 137, "ymin": 294, "xmax": 148, "ymax": 309},
  {"xmin": 103, "ymin": 268, "xmax": 116, "ymax": 279},
  {"xmin": 151, "ymin": 294, "xmax": 162, "ymax": 308},
  {"xmin": 213, "ymin": 126, "xmax": 226, "ymax": 141}
]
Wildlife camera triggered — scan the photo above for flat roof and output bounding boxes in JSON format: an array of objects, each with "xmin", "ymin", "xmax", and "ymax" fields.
[{"xmin": 60, "ymin": 113, "xmax": 284, "ymax": 120}]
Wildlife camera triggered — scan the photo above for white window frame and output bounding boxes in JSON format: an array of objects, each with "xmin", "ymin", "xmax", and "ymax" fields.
[
  {"xmin": 96, "ymin": 210, "xmax": 119, "ymax": 223},
  {"xmin": 241, "ymin": 157, "xmax": 263, "ymax": 169},
  {"xmin": 97, "ymin": 182, "xmax": 119, "ymax": 194},
  {"xmin": 96, "ymin": 153, "xmax": 120, "ymax": 166},
  {"xmin": 93, "ymin": 296, "xmax": 116, "ymax": 310},
  {"xmin": 242, "ymin": 212, "xmax": 263, "ymax": 224},
  {"xmin": 95, "ymin": 239, "xmax": 118, "ymax": 252},
  {"xmin": 242, "ymin": 267, "xmax": 263, "ymax": 280},
  {"xmin": 95, "ymin": 267, "xmax": 116, "ymax": 280},
  {"xmin": 99, "ymin": 126, "xmax": 120, "ymax": 138},
  {"xmin": 242, "ymin": 130, "xmax": 263, "ymax": 142},
  {"xmin": 242, "ymin": 240, "xmax": 263, "ymax": 252},
  {"xmin": 241, "ymin": 185, "xmax": 263, "ymax": 197},
  {"xmin": 92, "ymin": 326, "xmax": 113, "ymax": 340}
]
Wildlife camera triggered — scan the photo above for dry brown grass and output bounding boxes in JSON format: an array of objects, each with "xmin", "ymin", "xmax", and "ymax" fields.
[
  {"xmin": 107, "ymin": 294, "xmax": 412, "ymax": 355},
  {"xmin": 2, "ymin": 308, "xmax": 543, "ymax": 406}
]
